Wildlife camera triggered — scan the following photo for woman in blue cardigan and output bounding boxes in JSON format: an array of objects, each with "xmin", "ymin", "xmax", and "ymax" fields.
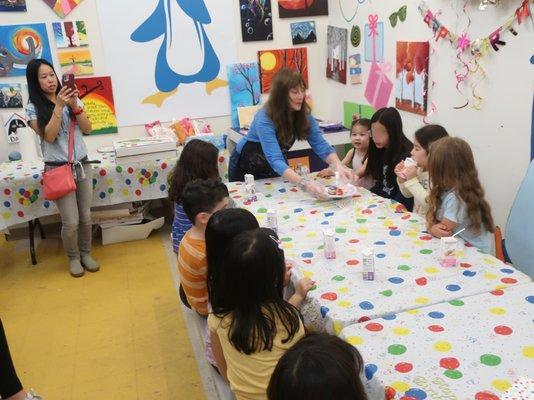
[{"xmin": 228, "ymin": 69, "xmax": 352, "ymax": 198}]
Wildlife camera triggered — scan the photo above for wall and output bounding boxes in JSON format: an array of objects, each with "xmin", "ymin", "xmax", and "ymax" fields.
[
  {"xmin": 327, "ymin": 0, "xmax": 534, "ymax": 230},
  {"xmin": 0, "ymin": 0, "xmax": 332, "ymax": 157},
  {"xmin": 1, "ymin": 0, "xmax": 533, "ymax": 229}
]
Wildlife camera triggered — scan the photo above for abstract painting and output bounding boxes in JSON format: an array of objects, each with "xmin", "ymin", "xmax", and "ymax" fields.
[
  {"xmin": 239, "ymin": 0, "xmax": 273, "ymax": 42},
  {"xmin": 0, "ymin": 0, "xmax": 26, "ymax": 11},
  {"xmin": 96, "ymin": 0, "xmax": 237, "ymax": 126},
  {"xmin": 290, "ymin": 21, "xmax": 317, "ymax": 45},
  {"xmin": 364, "ymin": 22, "xmax": 384, "ymax": 62},
  {"xmin": 227, "ymin": 62, "xmax": 261, "ymax": 129},
  {"xmin": 395, "ymin": 41, "xmax": 429, "ymax": 115},
  {"xmin": 42, "ymin": 0, "xmax": 83, "ymax": 18},
  {"xmin": 258, "ymin": 48, "xmax": 308, "ymax": 93},
  {"xmin": 348, "ymin": 54, "xmax": 362, "ymax": 85},
  {"xmin": 52, "ymin": 20, "xmax": 88, "ymax": 48},
  {"xmin": 75, "ymin": 76, "xmax": 118, "ymax": 134},
  {"xmin": 278, "ymin": 0, "xmax": 328, "ymax": 18},
  {"xmin": 0, "ymin": 23, "xmax": 52, "ymax": 77},
  {"xmin": 0, "ymin": 83, "xmax": 23, "ymax": 108},
  {"xmin": 343, "ymin": 101, "xmax": 374, "ymax": 128},
  {"xmin": 326, "ymin": 26, "xmax": 347, "ymax": 84},
  {"xmin": 58, "ymin": 48, "xmax": 93, "ymax": 76}
]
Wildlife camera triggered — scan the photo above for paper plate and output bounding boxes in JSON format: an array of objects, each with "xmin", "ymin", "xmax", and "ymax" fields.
[{"xmin": 325, "ymin": 183, "xmax": 357, "ymax": 199}]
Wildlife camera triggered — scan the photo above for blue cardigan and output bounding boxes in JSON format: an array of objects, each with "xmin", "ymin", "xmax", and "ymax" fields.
[{"xmin": 235, "ymin": 108, "xmax": 335, "ymax": 176}]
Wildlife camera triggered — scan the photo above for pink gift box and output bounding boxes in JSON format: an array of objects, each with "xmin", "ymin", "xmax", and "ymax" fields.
[{"xmin": 364, "ymin": 61, "xmax": 393, "ymax": 110}]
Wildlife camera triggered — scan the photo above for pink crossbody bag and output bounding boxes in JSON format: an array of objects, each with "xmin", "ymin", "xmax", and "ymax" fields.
[{"xmin": 42, "ymin": 117, "xmax": 77, "ymax": 200}]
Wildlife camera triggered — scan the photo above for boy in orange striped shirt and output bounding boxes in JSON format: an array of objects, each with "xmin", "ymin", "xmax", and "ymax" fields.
[{"xmin": 178, "ymin": 179, "xmax": 229, "ymax": 316}]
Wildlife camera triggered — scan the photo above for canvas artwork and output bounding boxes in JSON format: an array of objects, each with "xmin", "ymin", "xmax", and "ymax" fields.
[
  {"xmin": 227, "ymin": 62, "xmax": 261, "ymax": 129},
  {"xmin": 43, "ymin": 0, "xmax": 83, "ymax": 18},
  {"xmin": 343, "ymin": 101, "xmax": 374, "ymax": 128},
  {"xmin": 53, "ymin": 20, "xmax": 88, "ymax": 48},
  {"xmin": 290, "ymin": 21, "xmax": 317, "ymax": 45},
  {"xmin": 0, "ymin": 23, "xmax": 52, "ymax": 77},
  {"xmin": 258, "ymin": 48, "xmax": 308, "ymax": 93},
  {"xmin": 75, "ymin": 76, "xmax": 118, "ymax": 134},
  {"xmin": 348, "ymin": 54, "xmax": 362, "ymax": 85},
  {"xmin": 278, "ymin": 0, "xmax": 328, "ymax": 18},
  {"xmin": 2, "ymin": 112, "xmax": 27, "ymax": 144},
  {"xmin": 0, "ymin": 0, "xmax": 26, "ymax": 11},
  {"xmin": 326, "ymin": 26, "xmax": 347, "ymax": 84},
  {"xmin": 395, "ymin": 41, "xmax": 429, "ymax": 115},
  {"xmin": 58, "ymin": 48, "xmax": 93, "ymax": 76},
  {"xmin": 0, "ymin": 83, "xmax": 23, "ymax": 108},
  {"xmin": 96, "ymin": 1, "xmax": 237, "ymax": 126},
  {"xmin": 239, "ymin": 0, "xmax": 273, "ymax": 42},
  {"xmin": 364, "ymin": 22, "xmax": 384, "ymax": 62}
]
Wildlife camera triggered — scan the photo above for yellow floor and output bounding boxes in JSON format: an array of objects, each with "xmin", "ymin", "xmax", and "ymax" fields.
[{"xmin": 0, "ymin": 231, "xmax": 206, "ymax": 399}]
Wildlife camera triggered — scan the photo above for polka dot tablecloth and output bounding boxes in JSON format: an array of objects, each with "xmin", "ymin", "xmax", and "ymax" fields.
[
  {"xmin": 0, "ymin": 150, "xmax": 229, "ymax": 231},
  {"xmin": 227, "ymin": 177, "xmax": 531, "ymax": 334},
  {"xmin": 340, "ymin": 282, "xmax": 534, "ymax": 400}
]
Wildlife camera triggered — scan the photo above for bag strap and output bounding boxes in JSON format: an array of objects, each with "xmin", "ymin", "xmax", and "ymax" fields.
[{"xmin": 67, "ymin": 116, "xmax": 75, "ymax": 164}]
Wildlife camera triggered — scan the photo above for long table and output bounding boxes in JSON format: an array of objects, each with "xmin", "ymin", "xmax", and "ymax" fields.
[
  {"xmin": 227, "ymin": 177, "xmax": 531, "ymax": 334},
  {"xmin": 340, "ymin": 282, "xmax": 534, "ymax": 400},
  {"xmin": 0, "ymin": 150, "xmax": 229, "ymax": 232}
]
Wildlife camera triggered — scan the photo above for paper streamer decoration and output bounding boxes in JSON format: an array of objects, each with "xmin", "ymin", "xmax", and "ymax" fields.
[{"xmin": 364, "ymin": 15, "xmax": 393, "ymax": 110}]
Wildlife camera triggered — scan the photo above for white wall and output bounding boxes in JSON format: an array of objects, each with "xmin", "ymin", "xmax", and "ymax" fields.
[
  {"xmin": 1, "ymin": 0, "xmax": 533, "ymax": 229},
  {"xmin": 328, "ymin": 0, "xmax": 534, "ymax": 230}
]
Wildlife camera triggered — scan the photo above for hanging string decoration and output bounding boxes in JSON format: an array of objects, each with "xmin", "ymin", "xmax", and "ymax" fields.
[
  {"xmin": 418, "ymin": 0, "xmax": 533, "ymax": 109},
  {"xmin": 339, "ymin": 0, "xmax": 369, "ymax": 23}
]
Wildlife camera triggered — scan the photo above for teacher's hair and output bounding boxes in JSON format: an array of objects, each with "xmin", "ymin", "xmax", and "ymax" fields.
[
  {"xmin": 265, "ymin": 68, "xmax": 310, "ymax": 147},
  {"xmin": 26, "ymin": 58, "xmax": 62, "ymax": 135}
]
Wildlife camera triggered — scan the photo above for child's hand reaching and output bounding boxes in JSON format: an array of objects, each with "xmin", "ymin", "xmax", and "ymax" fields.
[{"xmin": 288, "ymin": 277, "xmax": 315, "ymax": 308}]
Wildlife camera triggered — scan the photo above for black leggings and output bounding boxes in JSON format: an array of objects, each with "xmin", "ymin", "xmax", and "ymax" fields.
[{"xmin": 0, "ymin": 319, "xmax": 23, "ymax": 398}]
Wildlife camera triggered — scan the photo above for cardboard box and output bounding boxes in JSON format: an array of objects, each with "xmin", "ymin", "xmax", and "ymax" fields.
[{"xmin": 101, "ymin": 217, "xmax": 164, "ymax": 245}]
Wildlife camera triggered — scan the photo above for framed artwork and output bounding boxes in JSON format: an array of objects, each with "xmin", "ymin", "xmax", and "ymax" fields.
[
  {"xmin": 348, "ymin": 54, "xmax": 362, "ymax": 85},
  {"xmin": 278, "ymin": 0, "xmax": 328, "ymax": 18},
  {"xmin": 395, "ymin": 41, "xmax": 429, "ymax": 115},
  {"xmin": 364, "ymin": 22, "xmax": 384, "ymax": 62},
  {"xmin": 0, "ymin": 83, "xmax": 23, "ymax": 108},
  {"xmin": 42, "ymin": 0, "xmax": 83, "ymax": 18},
  {"xmin": 58, "ymin": 48, "xmax": 93, "ymax": 76},
  {"xmin": 326, "ymin": 26, "xmax": 347, "ymax": 84},
  {"xmin": 0, "ymin": 23, "xmax": 52, "ymax": 77},
  {"xmin": 75, "ymin": 76, "xmax": 118, "ymax": 134},
  {"xmin": 239, "ymin": 0, "xmax": 273, "ymax": 42},
  {"xmin": 52, "ymin": 20, "xmax": 88, "ymax": 48},
  {"xmin": 290, "ymin": 21, "xmax": 316, "ymax": 45},
  {"xmin": 0, "ymin": 0, "xmax": 26, "ymax": 11},
  {"xmin": 227, "ymin": 62, "xmax": 261, "ymax": 128},
  {"xmin": 258, "ymin": 48, "xmax": 308, "ymax": 93}
]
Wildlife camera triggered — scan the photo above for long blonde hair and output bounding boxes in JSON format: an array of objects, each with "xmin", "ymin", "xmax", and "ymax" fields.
[
  {"xmin": 426, "ymin": 137, "xmax": 495, "ymax": 234},
  {"xmin": 265, "ymin": 68, "xmax": 310, "ymax": 147}
]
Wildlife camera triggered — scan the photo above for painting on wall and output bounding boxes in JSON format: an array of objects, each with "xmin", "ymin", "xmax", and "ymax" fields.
[
  {"xmin": 58, "ymin": 48, "xmax": 93, "ymax": 76},
  {"xmin": 278, "ymin": 0, "xmax": 328, "ymax": 18},
  {"xmin": 395, "ymin": 41, "xmax": 429, "ymax": 116},
  {"xmin": 227, "ymin": 62, "xmax": 261, "ymax": 129},
  {"xmin": 0, "ymin": 0, "xmax": 26, "ymax": 11},
  {"xmin": 364, "ymin": 22, "xmax": 384, "ymax": 62},
  {"xmin": 343, "ymin": 101, "xmax": 374, "ymax": 129},
  {"xmin": 258, "ymin": 48, "xmax": 308, "ymax": 93},
  {"xmin": 326, "ymin": 26, "xmax": 347, "ymax": 84},
  {"xmin": 42, "ymin": 0, "xmax": 83, "ymax": 18},
  {"xmin": 348, "ymin": 54, "xmax": 362, "ymax": 85},
  {"xmin": 0, "ymin": 23, "xmax": 52, "ymax": 77},
  {"xmin": 0, "ymin": 83, "xmax": 23, "ymax": 108},
  {"xmin": 53, "ymin": 20, "xmax": 88, "ymax": 48},
  {"xmin": 96, "ymin": 0, "xmax": 237, "ymax": 126},
  {"xmin": 2, "ymin": 112, "xmax": 27, "ymax": 145},
  {"xmin": 290, "ymin": 21, "xmax": 317, "ymax": 45},
  {"xmin": 239, "ymin": 0, "xmax": 273, "ymax": 42},
  {"xmin": 75, "ymin": 76, "xmax": 118, "ymax": 134}
]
